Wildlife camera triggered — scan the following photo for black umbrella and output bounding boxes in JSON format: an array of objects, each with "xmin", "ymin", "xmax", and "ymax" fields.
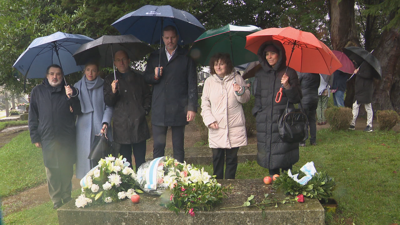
[
  {"xmin": 73, "ymin": 35, "xmax": 154, "ymax": 80},
  {"xmin": 343, "ymin": 46, "xmax": 382, "ymax": 80}
]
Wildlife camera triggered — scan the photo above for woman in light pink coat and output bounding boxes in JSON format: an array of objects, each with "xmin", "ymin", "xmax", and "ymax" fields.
[{"xmin": 201, "ymin": 53, "xmax": 250, "ymax": 179}]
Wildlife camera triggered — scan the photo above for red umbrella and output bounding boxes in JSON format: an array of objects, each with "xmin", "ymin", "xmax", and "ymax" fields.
[
  {"xmin": 245, "ymin": 27, "xmax": 342, "ymax": 75},
  {"xmin": 332, "ymin": 50, "xmax": 355, "ymax": 74}
]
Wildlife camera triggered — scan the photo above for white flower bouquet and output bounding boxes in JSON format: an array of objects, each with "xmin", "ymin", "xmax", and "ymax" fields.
[
  {"xmin": 75, "ymin": 155, "xmax": 141, "ymax": 208},
  {"xmin": 137, "ymin": 156, "xmax": 231, "ymax": 216}
]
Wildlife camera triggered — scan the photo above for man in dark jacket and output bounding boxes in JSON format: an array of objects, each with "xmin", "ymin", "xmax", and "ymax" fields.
[
  {"xmin": 29, "ymin": 64, "xmax": 81, "ymax": 209},
  {"xmin": 252, "ymin": 40, "xmax": 302, "ymax": 176},
  {"xmin": 104, "ymin": 50, "xmax": 151, "ymax": 171},
  {"xmin": 144, "ymin": 25, "xmax": 198, "ymax": 163},
  {"xmin": 298, "ymin": 73, "xmax": 320, "ymax": 146},
  {"xmin": 331, "ymin": 70, "xmax": 348, "ymax": 107},
  {"xmin": 349, "ymin": 63, "xmax": 374, "ymax": 132}
]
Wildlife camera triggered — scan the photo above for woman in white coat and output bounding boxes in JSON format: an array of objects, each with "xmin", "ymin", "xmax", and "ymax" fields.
[
  {"xmin": 74, "ymin": 61, "xmax": 113, "ymax": 179},
  {"xmin": 201, "ymin": 53, "xmax": 250, "ymax": 179}
]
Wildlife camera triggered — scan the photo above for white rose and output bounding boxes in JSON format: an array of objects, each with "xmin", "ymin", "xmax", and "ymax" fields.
[
  {"xmin": 103, "ymin": 182, "xmax": 112, "ymax": 191},
  {"xmin": 104, "ymin": 197, "xmax": 112, "ymax": 203},
  {"xmin": 91, "ymin": 184, "xmax": 99, "ymax": 193},
  {"xmin": 118, "ymin": 191, "xmax": 126, "ymax": 199},
  {"xmin": 75, "ymin": 194, "xmax": 92, "ymax": 208},
  {"xmin": 113, "ymin": 166, "xmax": 121, "ymax": 173},
  {"xmin": 93, "ymin": 168, "xmax": 101, "ymax": 178},
  {"xmin": 122, "ymin": 167, "xmax": 133, "ymax": 175}
]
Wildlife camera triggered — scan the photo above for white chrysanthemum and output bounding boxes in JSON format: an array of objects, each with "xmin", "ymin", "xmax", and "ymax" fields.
[
  {"xmin": 126, "ymin": 189, "xmax": 136, "ymax": 197},
  {"xmin": 91, "ymin": 184, "xmax": 99, "ymax": 193},
  {"xmin": 108, "ymin": 173, "xmax": 122, "ymax": 187},
  {"xmin": 75, "ymin": 194, "xmax": 92, "ymax": 208},
  {"xmin": 103, "ymin": 182, "xmax": 112, "ymax": 190},
  {"xmin": 122, "ymin": 166, "xmax": 133, "ymax": 175},
  {"xmin": 118, "ymin": 191, "xmax": 126, "ymax": 199},
  {"xmin": 93, "ymin": 168, "xmax": 101, "ymax": 178},
  {"xmin": 104, "ymin": 197, "xmax": 112, "ymax": 203}
]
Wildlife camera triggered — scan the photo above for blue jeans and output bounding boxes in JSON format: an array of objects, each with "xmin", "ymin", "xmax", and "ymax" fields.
[{"xmin": 333, "ymin": 90, "xmax": 345, "ymax": 107}]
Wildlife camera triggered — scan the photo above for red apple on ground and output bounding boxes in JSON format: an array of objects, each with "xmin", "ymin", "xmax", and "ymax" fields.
[
  {"xmin": 131, "ymin": 194, "xmax": 140, "ymax": 204},
  {"xmin": 272, "ymin": 174, "xmax": 280, "ymax": 181},
  {"xmin": 297, "ymin": 194, "xmax": 304, "ymax": 203},
  {"xmin": 263, "ymin": 176, "xmax": 272, "ymax": 184}
]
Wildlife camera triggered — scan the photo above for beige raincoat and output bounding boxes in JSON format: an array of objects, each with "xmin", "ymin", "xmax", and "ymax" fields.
[{"xmin": 201, "ymin": 71, "xmax": 250, "ymax": 149}]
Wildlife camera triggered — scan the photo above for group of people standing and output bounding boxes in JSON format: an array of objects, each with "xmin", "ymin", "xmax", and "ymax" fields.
[
  {"xmin": 28, "ymin": 26, "xmax": 198, "ymax": 209},
  {"xmin": 28, "ymin": 24, "xmax": 376, "ymax": 211}
]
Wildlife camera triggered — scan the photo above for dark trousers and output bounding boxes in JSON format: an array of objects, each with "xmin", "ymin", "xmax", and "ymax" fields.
[
  {"xmin": 269, "ymin": 166, "xmax": 292, "ymax": 176},
  {"xmin": 120, "ymin": 140, "xmax": 146, "ymax": 172},
  {"xmin": 152, "ymin": 125, "xmax": 185, "ymax": 163},
  {"xmin": 45, "ymin": 164, "xmax": 73, "ymax": 204},
  {"xmin": 301, "ymin": 107, "xmax": 317, "ymax": 144},
  {"xmin": 212, "ymin": 147, "xmax": 239, "ymax": 179}
]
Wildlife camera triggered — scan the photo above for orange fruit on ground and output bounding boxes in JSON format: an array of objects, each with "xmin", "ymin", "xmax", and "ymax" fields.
[
  {"xmin": 272, "ymin": 174, "xmax": 280, "ymax": 181},
  {"xmin": 263, "ymin": 176, "xmax": 272, "ymax": 184}
]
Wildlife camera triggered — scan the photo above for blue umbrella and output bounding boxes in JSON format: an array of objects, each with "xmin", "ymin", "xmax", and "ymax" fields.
[
  {"xmin": 111, "ymin": 5, "xmax": 205, "ymax": 46},
  {"xmin": 13, "ymin": 31, "xmax": 93, "ymax": 80}
]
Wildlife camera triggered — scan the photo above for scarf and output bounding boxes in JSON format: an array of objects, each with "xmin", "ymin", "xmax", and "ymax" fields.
[{"xmin": 78, "ymin": 76, "xmax": 104, "ymax": 113}]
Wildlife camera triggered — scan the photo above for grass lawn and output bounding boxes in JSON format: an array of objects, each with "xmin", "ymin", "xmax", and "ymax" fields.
[{"xmin": 2, "ymin": 128, "xmax": 400, "ymax": 225}]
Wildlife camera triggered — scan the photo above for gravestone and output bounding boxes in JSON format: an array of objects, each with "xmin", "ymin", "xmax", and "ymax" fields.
[{"xmin": 58, "ymin": 179, "xmax": 324, "ymax": 225}]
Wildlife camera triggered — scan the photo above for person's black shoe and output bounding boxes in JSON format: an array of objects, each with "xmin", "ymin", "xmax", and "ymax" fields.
[
  {"xmin": 63, "ymin": 197, "xmax": 72, "ymax": 204},
  {"xmin": 53, "ymin": 201, "xmax": 63, "ymax": 209},
  {"xmin": 349, "ymin": 125, "xmax": 355, "ymax": 130},
  {"xmin": 364, "ymin": 126, "xmax": 373, "ymax": 132}
]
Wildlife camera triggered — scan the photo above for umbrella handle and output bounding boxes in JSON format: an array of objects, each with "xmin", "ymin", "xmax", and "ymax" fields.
[{"xmin": 275, "ymin": 86, "xmax": 283, "ymax": 103}]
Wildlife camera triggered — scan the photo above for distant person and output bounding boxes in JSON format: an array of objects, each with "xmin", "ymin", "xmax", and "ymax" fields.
[
  {"xmin": 252, "ymin": 40, "xmax": 302, "ymax": 177},
  {"xmin": 331, "ymin": 70, "xmax": 348, "ymax": 107},
  {"xmin": 29, "ymin": 64, "xmax": 81, "ymax": 209},
  {"xmin": 74, "ymin": 61, "xmax": 113, "ymax": 179},
  {"xmin": 144, "ymin": 25, "xmax": 198, "ymax": 163},
  {"xmin": 317, "ymin": 74, "xmax": 332, "ymax": 125},
  {"xmin": 104, "ymin": 50, "xmax": 151, "ymax": 171},
  {"xmin": 201, "ymin": 53, "xmax": 250, "ymax": 179},
  {"xmin": 349, "ymin": 63, "xmax": 375, "ymax": 132},
  {"xmin": 298, "ymin": 72, "xmax": 320, "ymax": 146}
]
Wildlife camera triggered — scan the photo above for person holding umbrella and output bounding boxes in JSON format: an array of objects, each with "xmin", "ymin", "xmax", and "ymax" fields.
[
  {"xmin": 144, "ymin": 25, "xmax": 198, "ymax": 163},
  {"xmin": 103, "ymin": 50, "xmax": 151, "ymax": 171},
  {"xmin": 349, "ymin": 62, "xmax": 375, "ymax": 132},
  {"xmin": 201, "ymin": 53, "xmax": 250, "ymax": 179},
  {"xmin": 28, "ymin": 64, "xmax": 81, "ymax": 209},
  {"xmin": 251, "ymin": 40, "xmax": 302, "ymax": 177},
  {"xmin": 74, "ymin": 60, "xmax": 113, "ymax": 179}
]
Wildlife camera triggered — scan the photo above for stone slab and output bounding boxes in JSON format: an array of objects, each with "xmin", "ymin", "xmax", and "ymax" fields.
[
  {"xmin": 146, "ymin": 144, "xmax": 258, "ymax": 165},
  {"xmin": 58, "ymin": 179, "xmax": 324, "ymax": 225}
]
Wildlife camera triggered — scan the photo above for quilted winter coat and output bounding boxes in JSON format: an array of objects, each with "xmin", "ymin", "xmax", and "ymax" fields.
[
  {"xmin": 201, "ymin": 72, "xmax": 250, "ymax": 149},
  {"xmin": 252, "ymin": 40, "xmax": 302, "ymax": 170}
]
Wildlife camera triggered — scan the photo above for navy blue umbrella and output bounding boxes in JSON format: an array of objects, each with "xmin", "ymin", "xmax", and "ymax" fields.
[
  {"xmin": 111, "ymin": 5, "xmax": 205, "ymax": 46},
  {"xmin": 13, "ymin": 31, "xmax": 94, "ymax": 80}
]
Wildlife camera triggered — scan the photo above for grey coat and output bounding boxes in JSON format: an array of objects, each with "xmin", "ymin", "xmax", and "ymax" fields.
[
  {"xmin": 144, "ymin": 46, "xmax": 198, "ymax": 126},
  {"xmin": 252, "ymin": 40, "xmax": 302, "ymax": 170},
  {"xmin": 74, "ymin": 76, "xmax": 113, "ymax": 179}
]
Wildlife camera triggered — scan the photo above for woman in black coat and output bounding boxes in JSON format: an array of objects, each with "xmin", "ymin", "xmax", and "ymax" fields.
[{"xmin": 252, "ymin": 40, "xmax": 302, "ymax": 176}]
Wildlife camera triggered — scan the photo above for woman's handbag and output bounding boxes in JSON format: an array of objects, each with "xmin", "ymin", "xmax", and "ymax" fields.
[
  {"xmin": 278, "ymin": 101, "xmax": 309, "ymax": 143},
  {"xmin": 88, "ymin": 132, "xmax": 113, "ymax": 162}
]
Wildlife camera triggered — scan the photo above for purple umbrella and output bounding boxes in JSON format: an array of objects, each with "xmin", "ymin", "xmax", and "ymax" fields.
[{"xmin": 332, "ymin": 50, "xmax": 355, "ymax": 74}]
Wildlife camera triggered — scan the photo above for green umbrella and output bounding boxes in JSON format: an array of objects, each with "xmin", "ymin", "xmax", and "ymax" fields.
[{"xmin": 189, "ymin": 24, "xmax": 261, "ymax": 66}]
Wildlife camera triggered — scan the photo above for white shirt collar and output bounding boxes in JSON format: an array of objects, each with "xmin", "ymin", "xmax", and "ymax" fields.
[{"xmin": 165, "ymin": 46, "xmax": 177, "ymax": 61}]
